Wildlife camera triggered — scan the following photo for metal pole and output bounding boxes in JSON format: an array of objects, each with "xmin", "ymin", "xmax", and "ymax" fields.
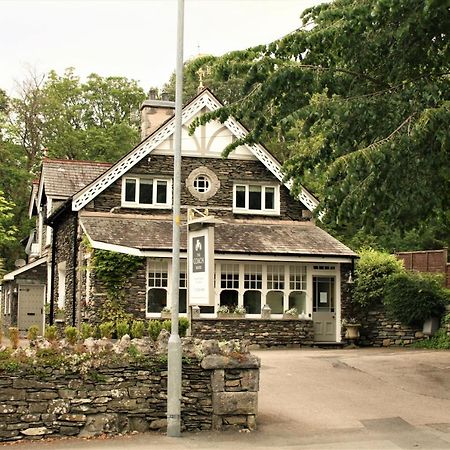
[{"xmin": 167, "ymin": 0, "xmax": 184, "ymax": 438}]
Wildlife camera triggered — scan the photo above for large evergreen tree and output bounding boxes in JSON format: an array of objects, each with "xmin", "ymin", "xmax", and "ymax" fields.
[{"xmin": 192, "ymin": 0, "xmax": 450, "ymax": 250}]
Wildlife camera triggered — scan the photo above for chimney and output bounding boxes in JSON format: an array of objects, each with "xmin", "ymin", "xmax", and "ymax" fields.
[{"xmin": 140, "ymin": 90, "xmax": 175, "ymax": 141}]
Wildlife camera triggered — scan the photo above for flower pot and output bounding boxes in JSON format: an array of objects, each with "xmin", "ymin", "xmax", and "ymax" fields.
[
  {"xmin": 160, "ymin": 312, "xmax": 171, "ymax": 320},
  {"xmin": 344, "ymin": 324, "xmax": 361, "ymax": 340},
  {"xmin": 283, "ymin": 313, "xmax": 298, "ymax": 320}
]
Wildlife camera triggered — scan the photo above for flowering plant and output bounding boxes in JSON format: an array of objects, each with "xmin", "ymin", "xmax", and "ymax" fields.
[{"xmin": 284, "ymin": 307, "xmax": 298, "ymax": 316}]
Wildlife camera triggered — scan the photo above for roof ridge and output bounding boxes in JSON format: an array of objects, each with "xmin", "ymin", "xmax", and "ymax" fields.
[{"xmin": 43, "ymin": 158, "xmax": 112, "ymax": 166}]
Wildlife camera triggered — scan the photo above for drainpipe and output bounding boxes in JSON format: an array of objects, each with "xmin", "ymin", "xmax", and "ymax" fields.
[{"xmin": 72, "ymin": 214, "xmax": 79, "ymax": 327}]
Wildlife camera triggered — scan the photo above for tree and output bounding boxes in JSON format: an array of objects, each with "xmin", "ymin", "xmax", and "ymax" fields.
[
  {"xmin": 0, "ymin": 191, "xmax": 18, "ymax": 273},
  {"xmin": 190, "ymin": 0, "xmax": 450, "ymax": 250}
]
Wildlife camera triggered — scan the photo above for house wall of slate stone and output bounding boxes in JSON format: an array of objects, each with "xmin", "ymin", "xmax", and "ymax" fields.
[
  {"xmin": 192, "ymin": 318, "xmax": 314, "ymax": 347},
  {"xmin": 53, "ymin": 210, "xmax": 78, "ymax": 326},
  {"xmin": 86, "ymin": 155, "xmax": 308, "ymax": 221},
  {"xmin": 0, "ymin": 357, "xmax": 259, "ymax": 442}
]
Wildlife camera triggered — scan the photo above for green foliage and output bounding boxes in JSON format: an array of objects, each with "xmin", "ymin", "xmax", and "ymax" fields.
[
  {"xmin": 191, "ymin": 0, "xmax": 450, "ymax": 248},
  {"xmin": 414, "ymin": 328, "xmax": 450, "ymax": 349},
  {"xmin": 27, "ymin": 325, "xmax": 40, "ymax": 342},
  {"xmin": 8, "ymin": 327, "xmax": 19, "ymax": 349},
  {"xmin": 384, "ymin": 272, "xmax": 449, "ymax": 326},
  {"xmin": 116, "ymin": 320, "xmax": 129, "ymax": 339},
  {"xmin": 147, "ymin": 320, "xmax": 162, "ymax": 341},
  {"xmin": 44, "ymin": 325, "xmax": 58, "ymax": 342},
  {"xmin": 64, "ymin": 326, "xmax": 79, "ymax": 345},
  {"xmin": 127, "ymin": 344, "xmax": 141, "ymax": 358},
  {"xmin": 178, "ymin": 317, "xmax": 190, "ymax": 337},
  {"xmin": 354, "ymin": 248, "xmax": 404, "ymax": 308},
  {"xmin": 80, "ymin": 323, "xmax": 95, "ymax": 340},
  {"xmin": 130, "ymin": 320, "xmax": 145, "ymax": 339},
  {"xmin": 99, "ymin": 321, "xmax": 115, "ymax": 339},
  {"xmin": 161, "ymin": 320, "xmax": 171, "ymax": 333},
  {"xmin": 0, "ymin": 191, "xmax": 17, "ymax": 248}
]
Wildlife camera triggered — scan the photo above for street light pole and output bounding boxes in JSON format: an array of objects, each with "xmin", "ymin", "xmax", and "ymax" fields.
[{"xmin": 167, "ymin": 0, "xmax": 184, "ymax": 438}]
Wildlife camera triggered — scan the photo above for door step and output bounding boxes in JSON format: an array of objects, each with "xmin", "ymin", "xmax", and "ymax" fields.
[{"xmin": 312, "ymin": 341, "xmax": 345, "ymax": 349}]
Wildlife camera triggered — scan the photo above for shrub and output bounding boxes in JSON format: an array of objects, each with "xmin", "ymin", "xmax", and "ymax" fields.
[
  {"xmin": 64, "ymin": 326, "xmax": 79, "ymax": 345},
  {"xmin": 384, "ymin": 272, "xmax": 449, "ymax": 326},
  {"xmin": 44, "ymin": 325, "xmax": 58, "ymax": 342},
  {"xmin": 162, "ymin": 320, "xmax": 172, "ymax": 332},
  {"xmin": 178, "ymin": 317, "xmax": 189, "ymax": 337},
  {"xmin": 99, "ymin": 321, "xmax": 115, "ymax": 339},
  {"xmin": 27, "ymin": 325, "xmax": 40, "ymax": 342},
  {"xmin": 414, "ymin": 328, "xmax": 450, "ymax": 349},
  {"xmin": 80, "ymin": 323, "xmax": 95, "ymax": 339},
  {"xmin": 130, "ymin": 320, "xmax": 145, "ymax": 339},
  {"xmin": 354, "ymin": 248, "xmax": 404, "ymax": 308},
  {"xmin": 8, "ymin": 327, "xmax": 20, "ymax": 349},
  {"xmin": 147, "ymin": 320, "xmax": 162, "ymax": 340},
  {"xmin": 116, "ymin": 320, "xmax": 129, "ymax": 339}
]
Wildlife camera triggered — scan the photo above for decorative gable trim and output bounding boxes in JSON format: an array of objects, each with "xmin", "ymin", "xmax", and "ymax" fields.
[{"xmin": 72, "ymin": 89, "xmax": 319, "ymax": 213}]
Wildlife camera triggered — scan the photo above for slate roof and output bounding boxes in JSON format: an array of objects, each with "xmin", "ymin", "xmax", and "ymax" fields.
[
  {"xmin": 80, "ymin": 212, "xmax": 356, "ymax": 257},
  {"xmin": 42, "ymin": 159, "xmax": 111, "ymax": 198}
]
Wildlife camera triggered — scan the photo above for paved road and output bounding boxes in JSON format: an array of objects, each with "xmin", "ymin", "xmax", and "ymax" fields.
[{"xmin": 2, "ymin": 348, "xmax": 450, "ymax": 449}]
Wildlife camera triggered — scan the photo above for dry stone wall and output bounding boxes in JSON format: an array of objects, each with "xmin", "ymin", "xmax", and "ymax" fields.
[
  {"xmin": 192, "ymin": 318, "xmax": 314, "ymax": 347},
  {"xmin": 0, "ymin": 337, "xmax": 260, "ymax": 443}
]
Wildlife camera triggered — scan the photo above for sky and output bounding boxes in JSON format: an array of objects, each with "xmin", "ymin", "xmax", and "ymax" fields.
[{"xmin": 1, "ymin": 0, "xmax": 325, "ymax": 95}]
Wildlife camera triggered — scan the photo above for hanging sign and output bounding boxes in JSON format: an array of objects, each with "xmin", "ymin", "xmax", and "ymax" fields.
[{"xmin": 188, "ymin": 225, "xmax": 214, "ymax": 306}]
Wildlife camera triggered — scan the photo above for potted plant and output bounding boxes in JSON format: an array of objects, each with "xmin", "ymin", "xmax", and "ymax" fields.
[
  {"xmin": 342, "ymin": 317, "xmax": 361, "ymax": 342},
  {"xmin": 283, "ymin": 307, "xmax": 299, "ymax": 319},
  {"xmin": 233, "ymin": 305, "xmax": 246, "ymax": 317},
  {"xmin": 161, "ymin": 306, "xmax": 171, "ymax": 319},
  {"xmin": 217, "ymin": 305, "xmax": 231, "ymax": 318}
]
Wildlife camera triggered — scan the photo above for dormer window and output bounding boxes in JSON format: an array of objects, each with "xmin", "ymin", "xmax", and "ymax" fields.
[
  {"xmin": 233, "ymin": 183, "xmax": 280, "ymax": 215},
  {"xmin": 122, "ymin": 177, "xmax": 172, "ymax": 208}
]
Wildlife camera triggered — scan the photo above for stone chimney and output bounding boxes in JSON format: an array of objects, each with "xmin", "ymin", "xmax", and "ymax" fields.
[{"xmin": 140, "ymin": 90, "xmax": 175, "ymax": 141}]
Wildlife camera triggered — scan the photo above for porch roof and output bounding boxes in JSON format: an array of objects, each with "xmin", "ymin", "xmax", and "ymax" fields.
[{"xmin": 79, "ymin": 212, "xmax": 356, "ymax": 258}]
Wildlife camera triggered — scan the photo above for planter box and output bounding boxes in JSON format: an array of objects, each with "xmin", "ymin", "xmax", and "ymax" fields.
[
  {"xmin": 283, "ymin": 314, "xmax": 298, "ymax": 320},
  {"xmin": 217, "ymin": 313, "xmax": 246, "ymax": 319}
]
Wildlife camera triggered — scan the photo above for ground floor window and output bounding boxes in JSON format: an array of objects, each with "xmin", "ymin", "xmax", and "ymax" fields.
[{"xmin": 147, "ymin": 260, "xmax": 168, "ymax": 313}]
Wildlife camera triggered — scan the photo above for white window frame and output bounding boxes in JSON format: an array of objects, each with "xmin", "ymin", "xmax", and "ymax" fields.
[
  {"xmin": 121, "ymin": 176, "xmax": 172, "ymax": 209},
  {"xmin": 232, "ymin": 183, "xmax": 280, "ymax": 215},
  {"xmin": 57, "ymin": 261, "xmax": 66, "ymax": 310}
]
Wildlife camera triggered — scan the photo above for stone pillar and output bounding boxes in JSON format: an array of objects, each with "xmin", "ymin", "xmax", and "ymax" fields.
[{"xmin": 201, "ymin": 353, "xmax": 260, "ymax": 431}]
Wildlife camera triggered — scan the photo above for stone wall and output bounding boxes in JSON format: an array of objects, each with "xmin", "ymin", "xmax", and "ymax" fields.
[
  {"xmin": 88, "ymin": 155, "xmax": 308, "ymax": 220},
  {"xmin": 359, "ymin": 306, "xmax": 424, "ymax": 347},
  {"xmin": 192, "ymin": 318, "xmax": 314, "ymax": 347},
  {"xmin": 0, "ymin": 341, "xmax": 260, "ymax": 442}
]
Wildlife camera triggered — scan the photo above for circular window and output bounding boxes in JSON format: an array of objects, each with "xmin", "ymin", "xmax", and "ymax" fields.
[
  {"xmin": 193, "ymin": 175, "xmax": 211, "ymax": 193},
  {"xmin": 186, "ymin": 167, "xmax": 220, "ymax": 201}
]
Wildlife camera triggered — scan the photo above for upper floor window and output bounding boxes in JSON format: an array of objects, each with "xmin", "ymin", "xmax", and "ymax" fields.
[
  {"xmin": 122, "ymin": 177, "xmax": 171, "ymax": 208},
  {"xmin": 233, "ymin": 183, "xmax": 279, "ymax": 215}
]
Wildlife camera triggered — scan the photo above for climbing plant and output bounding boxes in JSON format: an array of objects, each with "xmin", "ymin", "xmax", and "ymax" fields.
[{"xmin": 90, "ymin": 249, "xmax": 144, "ymax": 322}]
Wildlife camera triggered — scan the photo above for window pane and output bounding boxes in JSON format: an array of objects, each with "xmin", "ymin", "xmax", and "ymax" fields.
[
  {"xmin": 156, "ymin": 180, "xmax": 167, "ymax": 204},
  {"xmin": 289, "ymin": 291, "xmax": 306, "ymax": 313},
  {"xmin": 235, "ymin": 185, "xmax": 246, "ymax": 208},
  {"xmin": 147, "ymin": 288, "xmax": 167, "ymax": 313},
  {"xmin": 219, "ymin": 290, "xmax": 238, "ymax": 308},
  {"xmin": 265, "ymin": 187, "xmax": 275, "ymax": 210},
  {"xmin": 266, "ymin": 290, "xmax": 284, "ymax": 314},
  {"xmin": 179, "ymin": 289, "xmax": 187, "ymax": 314},
  {"xmin": 249, "ymin": 185, "xmax": 262, "ymax": 210},
  {"xmin": 125, "ymin": 179, "xmax": 136, "ymax": 202},
  {"xmin": 140, "ymin": 180, "xmax": 153, "ymax": 204},
  {"xmin": 244, "ymin": 290, "xmax": 261, "ymax": 314}
]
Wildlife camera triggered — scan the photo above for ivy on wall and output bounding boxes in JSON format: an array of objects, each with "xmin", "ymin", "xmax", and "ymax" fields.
[{"xmin": 90, "ymin": 248, "xmax": 145, "ymax": 322}]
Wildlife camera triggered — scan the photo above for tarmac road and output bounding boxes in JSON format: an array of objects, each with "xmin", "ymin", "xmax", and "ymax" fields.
[{"xmin": 2, "ymin": 347, "xmax": 450, "ymax": 450}]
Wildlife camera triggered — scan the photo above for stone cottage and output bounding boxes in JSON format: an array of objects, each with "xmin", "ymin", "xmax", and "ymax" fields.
[{"xmin": 2, "ymin": 89, "xmax": 356, "ymax": 344}]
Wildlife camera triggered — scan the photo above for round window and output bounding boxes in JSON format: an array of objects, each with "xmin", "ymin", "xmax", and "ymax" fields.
[
  {"xmin": 193, "ymin": 175, "xmax": 211, "ymax": 193},
  {"xmin": 186, "ymin": 166, "xmax": 220, "ymax": 201}
]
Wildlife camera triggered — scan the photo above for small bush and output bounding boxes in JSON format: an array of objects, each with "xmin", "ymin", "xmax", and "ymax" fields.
[
  {"xmin": 8, "ymin": 327, "xmax": 20, "ymax": 349},
  {"xmin": 130, "ymin": 320, "xmax": 145, "ymax": 339},
  {"xmin": 162, "ymin": 320, "xmax": 172, "ymax": 332},
  {"xmin": 414, "ymin": 328, "xmax": 450, "ymax": 349},
  {"xmin": 80, "ymin": 323, "xmax": 95, "ymax": 339},
  {"xmin": 147, "ymin": 320, "xmax": 162, "ymax": 340},
  {"xmin": 116, "ymin": 320, "xmax": 129, "ymax": 339},
  {"xmin": 64, "ymin": 326, "xmax": 79, "ymax": 345},
  {"xmin": 27, "ymin": 325, "xmax": 40, "ymax": 342},
  {"xmin": 178, "ymin": 317, "xmax": 189, "ymax": 337},
  {"xmin": 45, "ymin": 325, "xmax": 58, "ymax": 342},
  {"xmin": 99, "ymin": 321, "xmax": 114, "ymax": 339},
  {"xmin": 354, "ymin": 248, "xmax": 404, "ymax": 308},
  {"xmin": 384, "ymin": 272, "xmax": 449, "ymax": 326}
]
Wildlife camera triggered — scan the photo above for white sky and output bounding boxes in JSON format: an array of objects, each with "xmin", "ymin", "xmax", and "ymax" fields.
[{"xmin": 1, "ymin": 0, "xmax": 325, "ymax": 95}]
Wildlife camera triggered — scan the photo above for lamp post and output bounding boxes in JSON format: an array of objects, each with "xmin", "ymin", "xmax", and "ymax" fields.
[{"xmin": 167, "ymin": 0, "xmax": 184, "ymax": 438}]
